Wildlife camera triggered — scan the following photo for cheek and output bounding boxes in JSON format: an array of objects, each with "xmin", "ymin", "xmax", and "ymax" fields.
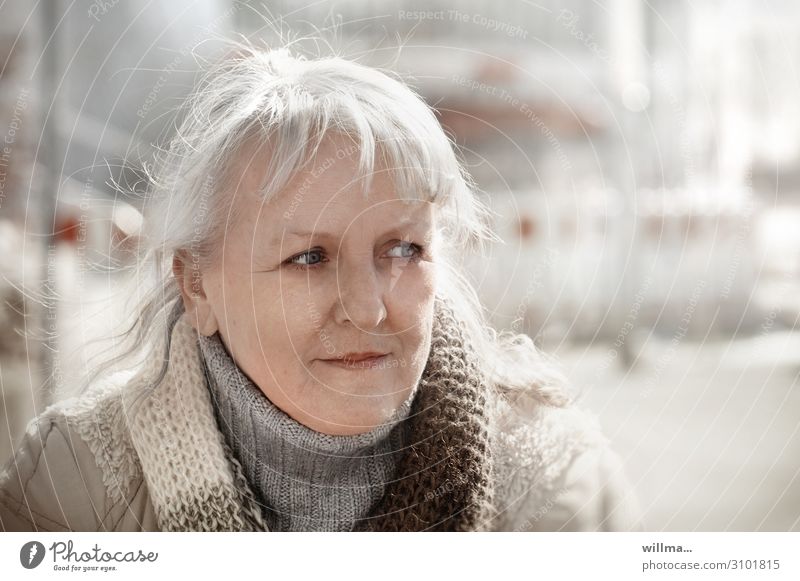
[
  {"xmin": 386, "ymin": 263, "xmax": 437, "ymax": 362},
  {"xmin": 250, "ymin": 276, "xmax": 329, "ymax": 351},
  {"xmin": 385, "ymin": 261, "xmax": 437, "ymax": 316},
  {"xmin": 240, "ymin": 290, "xmax": 317, "ymax": 385},
  {"xmin": 214, "ymin": 268, "xmax": 287, "ymax": 346}
]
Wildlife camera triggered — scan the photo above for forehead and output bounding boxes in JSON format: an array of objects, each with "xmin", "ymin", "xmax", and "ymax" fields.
[{"xmin": 235, "ymin": 134, "xmax": 435, "ymax": 234}]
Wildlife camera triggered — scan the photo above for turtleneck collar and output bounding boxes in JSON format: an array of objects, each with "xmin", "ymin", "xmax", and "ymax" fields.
[{"xmin": 197, "ymin": 331, "xmax": 417, "ymax": 532}]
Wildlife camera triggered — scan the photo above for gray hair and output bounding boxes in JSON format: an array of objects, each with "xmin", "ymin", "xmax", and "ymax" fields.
[{"xmin": 91, "ymin": 41, "xmax": 569, "ymax": 408}]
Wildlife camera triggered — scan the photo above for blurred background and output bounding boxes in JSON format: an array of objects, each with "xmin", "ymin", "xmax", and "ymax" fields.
[{"xmin": 0, "ymin": 0, "xmax": 797, "ymax": 531}]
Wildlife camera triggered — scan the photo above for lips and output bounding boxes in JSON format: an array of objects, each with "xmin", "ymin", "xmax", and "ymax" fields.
[{"xmin": 322, "ymin": 352, "xmax": 390, "ymax": 369}]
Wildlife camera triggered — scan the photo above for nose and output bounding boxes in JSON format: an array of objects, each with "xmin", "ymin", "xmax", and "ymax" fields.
[{"xmin": 334, "ymin": 258, "xmax": 388, "ymax": 329}]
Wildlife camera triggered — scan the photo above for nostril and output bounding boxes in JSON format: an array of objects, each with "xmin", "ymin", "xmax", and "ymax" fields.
[{"xmin": 334, "ymin": 294, "xmax": 388, "ymax": 329}]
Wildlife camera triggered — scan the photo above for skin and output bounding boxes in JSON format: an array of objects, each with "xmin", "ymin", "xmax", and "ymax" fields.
[{"xmin": 174, "ymin": 133, "xmax": 438, "ymax": 435}]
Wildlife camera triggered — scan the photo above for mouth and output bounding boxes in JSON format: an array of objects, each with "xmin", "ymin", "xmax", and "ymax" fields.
[{"xmin": 321, "ymin": 352, "xmax": 390, "ymax": 370}]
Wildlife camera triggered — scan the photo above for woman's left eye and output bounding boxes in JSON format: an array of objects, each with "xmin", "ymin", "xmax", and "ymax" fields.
[{"xmin": 386, "ymin": 241, "xmax": 424, "ymax": 260}]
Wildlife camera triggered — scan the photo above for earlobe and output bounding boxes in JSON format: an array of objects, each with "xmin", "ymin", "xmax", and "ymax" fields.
[{"xmin": 172, "ymin": 252, "xmax": 219, "ymax": 336}]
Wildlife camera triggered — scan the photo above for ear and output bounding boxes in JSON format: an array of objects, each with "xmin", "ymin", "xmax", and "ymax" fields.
[{"xmin": 172, "ymin": 250, "xmax": 219, "ymax": 336}]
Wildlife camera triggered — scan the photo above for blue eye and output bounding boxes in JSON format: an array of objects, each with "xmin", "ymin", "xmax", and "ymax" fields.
[
  {"xmin": 287, "ymin": 248, "xmax": 327, "ymax": 270},
  {"xmin": 387, "ymin": 241, "xmax": 424, "ymax": 260}
]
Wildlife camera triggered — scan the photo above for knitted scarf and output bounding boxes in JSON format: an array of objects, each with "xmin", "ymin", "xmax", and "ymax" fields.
[
  {"xmin": 227, "ymin": 294, "xmax": 497, "ymax": 531},
  {"xmin": 105, "ymin": 294, "xmax": 497, "ymax": 532},
  {"xmin": 351, "ymin": 295, "xmax": 496, "ymax": 531}
]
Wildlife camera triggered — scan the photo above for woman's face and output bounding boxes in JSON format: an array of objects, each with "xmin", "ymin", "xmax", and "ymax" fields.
[{"xmin": 185, "ymin": 134, "xmax": 438, "ymax": 435}]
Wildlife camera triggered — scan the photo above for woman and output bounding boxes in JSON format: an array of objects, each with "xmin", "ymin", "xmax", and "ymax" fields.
[{"xmin": 0, "ymin": 44, "xmax": 641, "ymax": 532}]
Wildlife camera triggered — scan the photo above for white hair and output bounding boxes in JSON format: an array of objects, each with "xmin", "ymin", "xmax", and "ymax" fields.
[{"xmin": 92, "ymin": 41, "xmax": 569, "ymax": 408}]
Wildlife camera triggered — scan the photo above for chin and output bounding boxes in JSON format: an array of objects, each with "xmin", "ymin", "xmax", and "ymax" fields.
[{"xmin": 314, "ymin": 400, "xmax": 406, "ymax": 435}]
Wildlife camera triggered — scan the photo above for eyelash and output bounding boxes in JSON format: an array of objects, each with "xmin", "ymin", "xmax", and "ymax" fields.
[{"xmin": 285, "ymin": 242, "xmax": 426, "ymax": 271}]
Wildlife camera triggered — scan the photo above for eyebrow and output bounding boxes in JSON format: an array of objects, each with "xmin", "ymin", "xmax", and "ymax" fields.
[{"xmin": 276, "ymin": 218, "xmax": 432, "ymax": 244}]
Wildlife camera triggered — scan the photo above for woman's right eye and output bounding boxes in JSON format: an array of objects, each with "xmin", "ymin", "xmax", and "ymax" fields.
[{"xmin": 286, "ymin": 248, "xmax": 327, "ymax": 270}]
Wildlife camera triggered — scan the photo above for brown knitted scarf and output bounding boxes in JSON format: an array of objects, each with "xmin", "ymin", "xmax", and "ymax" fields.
[
  {"xmin": 226, "ymin": 294, "xmax": 497, "ymax": 532},
  {"xmin": 353, "ymin": 295, "xmax": 496, "ymax": 531}
]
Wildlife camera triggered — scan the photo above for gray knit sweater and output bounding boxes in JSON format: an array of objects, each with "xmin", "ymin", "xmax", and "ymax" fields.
[{"xmin": 198, "ymin": 332, "xmax": 417, "ymax": 532}]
